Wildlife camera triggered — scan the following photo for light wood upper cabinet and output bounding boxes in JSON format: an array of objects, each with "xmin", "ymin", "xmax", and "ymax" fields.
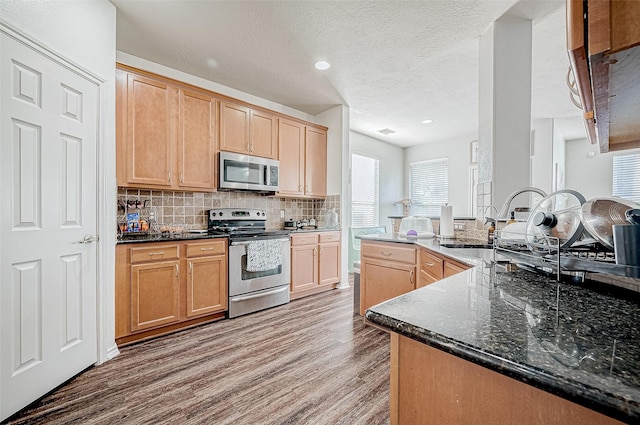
[
  {"xmin": 304, "ymin": 127, "xmax": 327, "ymax": 198},
  {"xmin": 219, "ymin": 101, "xmax": 250, "ymax": 154},
  {"xmin": 278, "ymin": 119, "xmax": 305, "ymax": 196},
  {"xmin": 219, "ymin": 101, "xmax": 277, "ymax": 159},
  {"xmin": 116, "ymin": 66, "xmax": 217, "ymax": 191},
  {"xmin": 277, "ymin": 118, "xmax": 327, "ymax": 199},
  {"xmin": 179, "ymin": 89, "xmax": 216, "ymax": 189},
  {"xmin": 250, "ymin": 109, "xmax": 278, "ymax": 159},
  {"xmin": 122, "ymin": 71, "xmax": 176, "ymax": 187},
  {"xmin": 567, "ymin": 0, "xmax": 640, "ymax": 152}
]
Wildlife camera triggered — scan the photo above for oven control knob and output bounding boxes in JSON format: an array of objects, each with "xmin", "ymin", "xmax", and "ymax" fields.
[
  {"xmin": 262, "ymin": 212, "xmax": 265, "ymax": 216},
  {"xmin": 211, "ymin": 212, "xmax": 217, "ymax": 217},
  {"xmin": 219, "ymin": 212, "xmax": 224, "ymax": 216}
]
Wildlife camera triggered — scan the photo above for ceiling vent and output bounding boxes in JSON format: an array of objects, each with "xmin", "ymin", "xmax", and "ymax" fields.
[{"xmin": 378, "ymin": 128, "xmax": 396, "ymax": 135}]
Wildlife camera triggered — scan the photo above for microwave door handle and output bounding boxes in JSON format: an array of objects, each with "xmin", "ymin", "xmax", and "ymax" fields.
[{"xmin": 264, "ymin": 165, "xmax": 269, "ymax": 186}]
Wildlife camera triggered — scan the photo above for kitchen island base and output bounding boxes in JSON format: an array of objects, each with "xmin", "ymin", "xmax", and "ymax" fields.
[{"xmin": 390, "ymin": 333, "xmax": 623, "ymax": 425}]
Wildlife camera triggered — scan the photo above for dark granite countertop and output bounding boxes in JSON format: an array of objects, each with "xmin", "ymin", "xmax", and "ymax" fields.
[
  {"xmin": 361, "ymin": 234, "xmax": 640, "ymax": 423},
  {"xmin": 117, "ymin": 232, "xmax": 228, "ymax": 244}
]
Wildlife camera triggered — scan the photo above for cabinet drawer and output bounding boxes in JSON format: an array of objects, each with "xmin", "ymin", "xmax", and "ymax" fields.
[
  {"xmin": 130, "ymin": 244, "xmax": 180, "ymax": 263},
  {"xmin": 420, "ymin": 248, "xmax": 444, "ymax": 280},
  {"xmin": 362, "ymin": 242, "xmax": 416, "ymax": 264},
  {"xmin": 186, "ymin": 240, "xmax": 226, "ymax": 257},
  {"xmin": 319, "ymin": 231, "xmax": 340, "ymax": 243},
  {"xmin": 291, "ymin": 233, "xmax": 319, "ymax": 246}
]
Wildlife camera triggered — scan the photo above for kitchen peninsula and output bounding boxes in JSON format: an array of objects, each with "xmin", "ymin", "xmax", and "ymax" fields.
[{"xmin": 359, "ymin": 235, "xmax": 639, "ymax": 425}]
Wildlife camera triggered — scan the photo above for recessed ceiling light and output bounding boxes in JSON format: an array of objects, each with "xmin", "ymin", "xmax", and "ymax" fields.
[
  {"xmin": 378, "ymin": 128, "xmax": 396, "ymax": 135},
  {"xmin": 422, "ymin": 119, "xmax": 433, "ymax": 124},
  {"xmin": 315, "ymin": 61, "xmax": 331, "ymax": 70},
  {"xmin": 206, "ymin": 58, "xmax": 219, "ymax": 69}
]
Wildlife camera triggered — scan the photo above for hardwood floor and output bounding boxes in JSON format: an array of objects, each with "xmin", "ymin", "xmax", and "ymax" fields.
[{"xmin": 4, "ymin": 283, "xmax": 390, "ymax": 425}]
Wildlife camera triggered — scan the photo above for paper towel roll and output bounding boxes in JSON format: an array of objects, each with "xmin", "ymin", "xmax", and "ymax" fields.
[{"xmin": 440, "ymin": 205, "xmax": 454, "ymax": 238}]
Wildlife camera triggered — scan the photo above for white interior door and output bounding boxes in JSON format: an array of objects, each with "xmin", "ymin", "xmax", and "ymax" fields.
[{"xmin": 0, "ymin": 32, "xmax": 99, "ymax": 421}]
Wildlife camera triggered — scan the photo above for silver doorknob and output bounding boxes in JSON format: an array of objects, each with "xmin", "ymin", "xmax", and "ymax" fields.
[{"xmin": 79, "ymin": 234, "xmax": 99, "ymax": 244}]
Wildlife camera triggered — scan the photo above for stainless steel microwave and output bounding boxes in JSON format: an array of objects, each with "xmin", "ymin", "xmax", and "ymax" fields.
[{"xmin": 218, "ymin": 152, "xmax": 280, "ymax": 192}]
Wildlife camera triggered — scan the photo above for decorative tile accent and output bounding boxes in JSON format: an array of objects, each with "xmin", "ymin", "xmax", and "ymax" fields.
[{"xmin": 117, "ymin": 188, "xmax": 340, "ymax": 231}]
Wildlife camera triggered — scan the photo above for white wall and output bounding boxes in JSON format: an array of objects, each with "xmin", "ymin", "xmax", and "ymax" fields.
[
  {"xmin": 404, "ymin": 135, "xmax": 474, "ymax": 217},
  {"xmin": 117, "ymin": 52, "xmax": 314, "ymax": 123},
  {"xmin": 316, "ymin": 105, "xmax": 350, "ymax": 288},
  {"xmin": 531, "ymin": 118, "xmax": 554, "ymax": 194},
  {"xmin": 350, "ymin": 131, "xmax": 404, "ymax": 228},
  {"xmin": 565, "ymin": 138, "xmax": 614, "ymax": 199},
  {"xmin": 1, "ymin": 1, "xmax": 118, "ymax": 363},
  {"xmin": 316, "ymin": 106, "xmax": 345, "ymax": 196}
]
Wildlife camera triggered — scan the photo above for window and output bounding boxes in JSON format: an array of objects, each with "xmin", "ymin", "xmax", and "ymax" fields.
[
  {"xmin": 351, "ymin": 153, "xmax": 379, "ymax": 227},
  {"xmin": 409, "ymin": 158, "xmax": 448, "ymax": 216},
  {"xmin": 613, "ymin": 152, "xmax": 640, "ymax": 203}
]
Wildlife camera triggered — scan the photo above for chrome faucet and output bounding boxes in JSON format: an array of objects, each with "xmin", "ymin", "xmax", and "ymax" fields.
[{"xmin": 496, "ymin": 187, "xmax": 547, "ymax": 219}]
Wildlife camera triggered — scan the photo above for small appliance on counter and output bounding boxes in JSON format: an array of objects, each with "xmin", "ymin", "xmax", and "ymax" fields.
[
  {"xmin": 398, "ymin": 216, "xmax": 434, "ymax": 239},
  {"xmin": 284, "ymin": 219, "xmax": 297, "ymax": 230}
]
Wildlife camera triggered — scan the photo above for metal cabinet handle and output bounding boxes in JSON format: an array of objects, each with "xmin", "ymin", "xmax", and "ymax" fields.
[
  {"xmin": 410, "ymin": 269, "xmax": 415, "ymax": 285},
  {"xmin": 168, "ymin": 171, "xmax": 172, "ymax": 182},
  {"xmin": 424, "ymin": 262, "xmax": 434, "ymax": 267},
  {"xmin": 200, "ymin": 247, "xmax": 214, "ymax": 251},
  {"xmin": 147, "ymin": 251, "xmax": 165, "ymax": 256},
  {"xmin": 320, "ymin": 247, "xmax": 323, "ymax": 255},
  {"xmin": 313, "ymin": 248, "xmax": 317, "ymax": 256},
  {"xmin": 179, "ymin": 172, "xmax": 184, "ymax": 183},
  {"xmin": 188, "ymin": 262, "xmax": 192, "ymax": 274},
  {"xmin": 380, "ymin": 251, "xmax": 392, "ymax": 257},
  {"xmin": 175, "ymin": 264, "xmax": 179, "ymax": 277}
]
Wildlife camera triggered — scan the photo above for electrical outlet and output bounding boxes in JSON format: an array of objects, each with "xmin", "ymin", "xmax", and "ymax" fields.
[
  {"xmin": 148, "ymin": 209, "xmax": 156, "ymax": 221},
  {"xmin": 280, "ymin": 209, "xmax": 285, "ymax": 218}
]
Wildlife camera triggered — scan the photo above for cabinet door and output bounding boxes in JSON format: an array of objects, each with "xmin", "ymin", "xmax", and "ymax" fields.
[
  {"xmin": 250, "ymin": 110, "xmax": 277, "ymax": 159},
  {"xmin": 278, "ymin": 119, "xmax": 305, "ymax": 195},
  {"xmin": 418, "ymin": 269, "xmax": 439, "ymax": 288},
  {"xmin": 125, "ymin": 73, "xmax": 176, "ymax": 186},
  {"xmin": 291, "ymin": 244, "xmax": 317, "ymax": 292},
  {"xmin": 444, "ymin": 260, "xmax": 469, "ymax": 278},
  {"xmin": 179, "ymin": 89, "xmax": 216, "ymax": 190},
  {"xmin": 186, "ymin": 256, "xmax": 227, "ymax": 317},
  {"xmin": 304, "ymin": 127, "xmax": 327, "ymax": 197},
  {"xmin": 131, "ymin": 260, "xmax": 180, "ymax": 331},
  {"xmin": 319, "ymin": 242, "xmax": 340, "ymax": 286},
  {"xmin": 219, "ymin": 101, "xmax": 250, "ymax": 154},
  {"xmin": 361, "ymin": 258, "xmax": 416, "ymax": 314}
]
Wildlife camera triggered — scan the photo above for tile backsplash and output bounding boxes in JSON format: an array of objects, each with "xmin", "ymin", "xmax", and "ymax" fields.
[{"xmin": 117, "ymin": 188, "xmax": 340, "ymax": 231}]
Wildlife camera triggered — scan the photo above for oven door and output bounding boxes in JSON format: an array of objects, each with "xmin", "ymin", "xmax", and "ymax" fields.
[{"xmin": 228, "ymin": 237, "xmax": 291, "ymax": 296}]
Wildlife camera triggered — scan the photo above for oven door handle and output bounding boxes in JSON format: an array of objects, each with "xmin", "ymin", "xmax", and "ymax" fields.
[
  {"xmin": 231, "ymin": 238, "xmax": 290, "ymax": 246},
  {"xmin": 230, "ymin": 286, "xmax": 289, "ymax": 302}
]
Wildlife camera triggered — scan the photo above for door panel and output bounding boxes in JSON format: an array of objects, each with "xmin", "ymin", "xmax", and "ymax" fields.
[
  {"xmin": 219, "ymin": 101, "xmax": 250, "ymax": 154},
  {"xmin": 1, "ymin": 32, "xmax": 99, "ymax": 421},
  {"xmin": 319, "ymin": 243, "xmax": 340, "ymax": 286},
  {"xmin": 278, "ymin": 119, "xmax": 304, "ymax": 195},
  {"xmin": 180, "ymin": 89, "xmax": 215, "ymax": 189},
  {"xmin": 291, "ymin": 245, "xmax": 317, "ymax": 292},
  {"xmin": 187, "ymin": 256, "xmax": 227, "ymax": 317},
  {"xmin": 131, "ymin": 261, "xmax": 181, "ymax": 331},
  {"xmin": 250, "ymin": 110, "xmax": 277, "ymax": 158},
  {"xmin": 304, "ymin": 127, "xmax": 327, "ymax": 197}
]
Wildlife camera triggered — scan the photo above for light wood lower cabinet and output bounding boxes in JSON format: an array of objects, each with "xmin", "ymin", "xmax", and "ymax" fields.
[
  {"xmin": 116, "ymin": 238, "xmax": 227, "ymax": 345},
  {"xmin": 390, "ymin": 333, "xmax": 623, "ymax": 425},
  {"xmin": 360, "ymin": 241, "xmax": 417, "ymax": 315},
  {"xmin": 131, "ymin": 260, "xmax": 181, "ymax": 332},
  {"xmin": 418, "ymin": 246, "xmax": 470, "ymax": 287},
  {"xmin": 290, "ymin": 231, "xmax": 341, "ymax": 299},
  {"xmin": 361, "ymin": 242, "xmax": 472, "ymax": 314}
]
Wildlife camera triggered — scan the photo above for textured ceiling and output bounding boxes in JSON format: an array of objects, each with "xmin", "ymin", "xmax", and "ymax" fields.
[{"xmin": 111, "ymin": 0, "xmax": 586, "ymax": 147}]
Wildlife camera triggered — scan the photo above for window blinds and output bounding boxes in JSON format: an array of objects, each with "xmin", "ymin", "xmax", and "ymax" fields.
[
  {"xmin": 613, "ymin": 152, "xmax": 640, "ymax": 203},
  {"xmin": 351, "ymin": 153, "xmax": 379, "ymax": 227},
  {"xmin": 409, "ymin": 158, "xmax": 448, "ymax": 216}
]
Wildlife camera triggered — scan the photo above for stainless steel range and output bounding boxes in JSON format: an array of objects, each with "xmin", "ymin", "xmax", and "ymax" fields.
[{"xmin": 208, "ymin": 208, "xmax": 291, "ymax": 318}]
